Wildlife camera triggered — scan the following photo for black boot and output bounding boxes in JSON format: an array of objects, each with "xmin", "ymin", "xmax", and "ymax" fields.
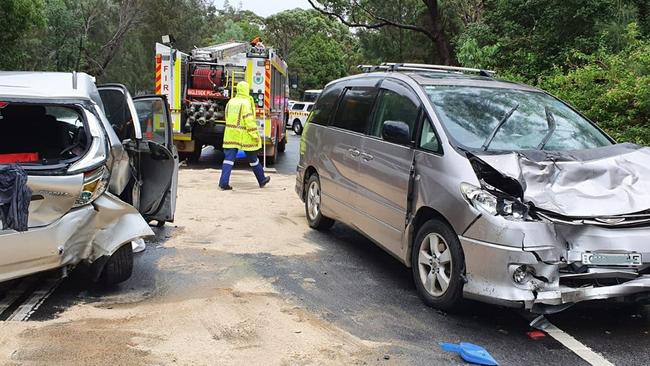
[{"xmin": 259, "ymin": 176, "xmax": 271, "ymax": 188}]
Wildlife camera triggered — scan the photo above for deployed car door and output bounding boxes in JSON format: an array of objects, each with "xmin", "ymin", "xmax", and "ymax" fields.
[
  {"xmin": 132, "ymin": 95, "xmax": 178, "ymax": 223},
  {"xmin": 356, "ymin": 79, "xmax": 419, "ymax": 255}
]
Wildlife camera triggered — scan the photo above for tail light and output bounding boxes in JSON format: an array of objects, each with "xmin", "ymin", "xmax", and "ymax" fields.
[{"xmin": 73, "ymin": 166, "xmax": 110, "ymax": 207}]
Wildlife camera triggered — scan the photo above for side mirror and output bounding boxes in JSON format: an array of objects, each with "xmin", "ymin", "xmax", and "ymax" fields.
[{"xmin": 382, "ymin": 120, "xmax": 411, "ymax": 145}]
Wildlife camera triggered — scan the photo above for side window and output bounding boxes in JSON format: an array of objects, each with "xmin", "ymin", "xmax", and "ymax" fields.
[
  {"xmin": 419, "ymin": 116, "xmax": 441, "ymax": 153},
  {"xmin": 369, "ymin": 89, "xmax": 420, "ymax": 140},
  {"xmin": 98, "ymin": 88, "xmax": 136, "ymax": 141},
  {"xmin": 306, "ymin": 104, "xmax": 313, "ymax": 112},
  {"xmin": 332, "ymin": 87, "xmax": 377, "ymax": 133},
  {"xmin": 134, "ymin": 98, "xmax": 169, "ymax": 145},
  {"xmin": 308, "ymin": 84, "xmax": 343, "ymax": 125},
  {"xmin": 292, "ymin": 103, "xmax": 305, "ymax": 111}
]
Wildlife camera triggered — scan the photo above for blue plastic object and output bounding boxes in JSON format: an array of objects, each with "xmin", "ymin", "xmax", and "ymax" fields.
[
  {"xmin": 440, "ymin": 342, "xmax": 499, "ymax": 365},
  {"xmin": 236, "ymin": 150, "xmax": 247, "ymax": 159}
]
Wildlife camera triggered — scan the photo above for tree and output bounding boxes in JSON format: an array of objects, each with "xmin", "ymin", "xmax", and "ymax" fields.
[
  {"xmin": 290, "ymin": 34, "xmax": 349, "ymax": 96},
  {"xmin": 0, "ymin": 0, "xmax": 46, "ymax": 69},
  {"xmin": 308, "ymin": 0, "xmax": 454, "ymax": 65}
]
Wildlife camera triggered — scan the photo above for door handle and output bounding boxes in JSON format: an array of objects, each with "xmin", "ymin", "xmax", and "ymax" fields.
[
  {"xmin": 361, "ymin": 153, "xmax": 374, "ymax": 161},
  {"xmin": 348, "ymin": 148, "xmax": 361, "ymax": 157}
]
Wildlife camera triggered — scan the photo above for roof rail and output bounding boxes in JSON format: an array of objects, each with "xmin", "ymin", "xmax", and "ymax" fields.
[{"xmin": 358, "ymin": 63, "xmax": 495, "ymax": 77}]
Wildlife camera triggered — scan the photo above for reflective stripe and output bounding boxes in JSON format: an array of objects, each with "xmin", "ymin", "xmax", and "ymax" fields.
[
  {"xmin": 223, "ymin": 160, "xmax": 235, "ymax": 166},
  {"xmin": 249, "ymin": 160, "xmax": 259, "ymax": 167}
]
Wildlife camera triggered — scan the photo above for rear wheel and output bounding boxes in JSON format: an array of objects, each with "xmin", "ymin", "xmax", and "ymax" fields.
[
  {"xmin": 278, "ymin": 135, "xmax": 287, "ymax": 153},
  {"xmin": 100, "ymin": 243, "xmax": 133, "ymax": 286},
  {"xmin": 411, "ymin": 219, "xmax": 465, "ymax": 311},
  {"xmin": 292, "ymin": 119, "xmax": 303, "ymax": 135},
  {"xmin": 305, "ymin": 174, "xmax": 334, "ymax": 230}
]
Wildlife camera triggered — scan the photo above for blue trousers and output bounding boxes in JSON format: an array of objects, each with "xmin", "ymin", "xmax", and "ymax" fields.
[{"xmin": 219, "ymin": 149, "xmax": 265, "ymax": 188}]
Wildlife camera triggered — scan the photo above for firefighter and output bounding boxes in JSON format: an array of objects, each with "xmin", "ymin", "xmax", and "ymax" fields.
[{"xmin": 219, "ymin": 81, "xmax": 270, "ymax": 190}]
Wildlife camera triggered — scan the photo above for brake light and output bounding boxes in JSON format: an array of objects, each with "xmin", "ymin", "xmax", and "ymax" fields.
[
  {"xmin": 73, "ymin": 166, "xmax": 110, "ymax": 207},
  {"xmin": 0, "ymin": 102, "xmax": 8, "ymax": 108}
]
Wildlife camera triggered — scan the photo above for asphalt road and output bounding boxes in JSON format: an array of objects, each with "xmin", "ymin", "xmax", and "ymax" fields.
[{"xmin": 3, "ymin": 132, "xmax": 649, "ymax": 365}]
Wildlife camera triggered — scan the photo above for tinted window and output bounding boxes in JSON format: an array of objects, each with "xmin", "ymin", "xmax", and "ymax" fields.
[
  {"xmin": 292, "ymin": 103, "xmax": 305, "ymax": 110},
  {"xmin": 369, "ymin": 89, "xmax": 420, "ymax": 139},
  {"xmin": 98, "ymin": 88, "xmax": 135, "ymax": 140},
  {"xmin": 425, "ymin": 86, "xmax": 612, "ymax": 151},
  {"xmin": 308, "ymin": 84, "xmax": 343, "ymax": 125},
  {"xmin": 306, "ymin": 104, "xmax": 313, "ymax": 112},
  {"xmin": 332, "ymin": 87, "xmax": 377, "ymax": 133}
]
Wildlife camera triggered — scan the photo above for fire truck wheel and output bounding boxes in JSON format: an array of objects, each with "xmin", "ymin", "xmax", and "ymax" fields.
[
  {"xmin": 188, "ymin": 141, "xmax": 202, "ymax": 163},
  {"xmin": 278, "ymin": 136, "xmax": 286, "ymax": 153}
]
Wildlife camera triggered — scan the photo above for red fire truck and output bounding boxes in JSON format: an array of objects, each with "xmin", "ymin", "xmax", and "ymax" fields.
[{"xmin": 155, "ymin": 39, "xmax": 288, "ymax": 165}]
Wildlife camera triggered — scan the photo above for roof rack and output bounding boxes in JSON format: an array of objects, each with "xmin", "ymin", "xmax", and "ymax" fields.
[{"xmin": 358, "ymin": 63, "xmax": 495, "ymax": 77}]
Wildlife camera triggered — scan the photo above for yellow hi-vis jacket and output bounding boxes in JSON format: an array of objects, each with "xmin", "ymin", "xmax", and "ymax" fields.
[{"xmin": 223, "ymin": 81, "xmax": 262, "ymax": 151}]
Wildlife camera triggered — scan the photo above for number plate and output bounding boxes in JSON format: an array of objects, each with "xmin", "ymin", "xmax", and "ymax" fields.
[{"xmin": 582, "ymin": 252, "xmax": 643, "ymax": 266}]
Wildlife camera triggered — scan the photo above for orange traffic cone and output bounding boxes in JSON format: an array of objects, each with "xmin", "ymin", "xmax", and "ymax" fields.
[{"xmin": 145, "ymin": 118, "xmax": 154, "ymax": 139}]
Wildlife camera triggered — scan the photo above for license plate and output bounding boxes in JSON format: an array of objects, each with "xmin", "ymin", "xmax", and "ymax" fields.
[{"xmin": 582, "ymin": 252, "xmax": 643, "ymax": 266}]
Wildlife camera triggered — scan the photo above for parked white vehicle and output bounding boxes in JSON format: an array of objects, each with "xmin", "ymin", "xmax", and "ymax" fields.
[{"xmin": 288, "ymin": 102, "xmax": 314, "ymax": 135}]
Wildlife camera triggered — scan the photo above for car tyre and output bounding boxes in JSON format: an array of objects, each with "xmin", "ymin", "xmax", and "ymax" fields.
[
  {"xmin": 100, "ymin": 242, "xmax": 134, "ymax": 286},
  {"xmin": 305, "ymin": 173, "xmax": 334, "ymax": 230},
  {"xmin": 292, "ymin": 119, "xmax": 303, "ymax": 135},
  {"xmin": 411, "ymin": 219, "xmax": 465, "ymax": 312}
]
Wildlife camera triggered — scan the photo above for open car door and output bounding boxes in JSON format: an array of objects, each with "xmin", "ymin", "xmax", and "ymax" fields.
[
  {"xmin": 132, "ymin": 95, "xmax": 178, "ymax": 224},
  {"xmin": 97, "ymin": 85, "xmax": 178, "ymax": 224}
]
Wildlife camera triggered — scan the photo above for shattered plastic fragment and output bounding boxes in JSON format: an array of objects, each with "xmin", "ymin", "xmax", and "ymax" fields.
[{"xmin": 527, "ymin": 330, "xmax": 547, "ymax": 340}]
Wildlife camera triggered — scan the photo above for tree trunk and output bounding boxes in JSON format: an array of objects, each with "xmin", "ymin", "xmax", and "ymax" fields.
[{"xmin": 422, "ymin": 0, "xmax": 454, "ymax": 65}]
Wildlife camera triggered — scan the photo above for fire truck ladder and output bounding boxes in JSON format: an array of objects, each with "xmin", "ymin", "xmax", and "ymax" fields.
[{"xmin": 191, "ymin": 42, "xmax": 249, "ymax": 62}]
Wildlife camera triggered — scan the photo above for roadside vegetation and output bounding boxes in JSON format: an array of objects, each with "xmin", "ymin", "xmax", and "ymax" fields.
[{"xmin": 1, "ymin": 0, "xmax": 648, "ymax": 143}]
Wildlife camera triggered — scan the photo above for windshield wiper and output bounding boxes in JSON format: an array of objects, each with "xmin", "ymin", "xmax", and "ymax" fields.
[
  {"xmin": 482, "ymin": 103, "xmax": 519, "ymax": 151},
  {"xmin": 537, "ymin": 106, "xmax": 557, "ymax": 150}
]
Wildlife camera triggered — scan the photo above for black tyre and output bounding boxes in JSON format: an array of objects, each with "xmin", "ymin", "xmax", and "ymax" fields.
[
  {"xmin": 188, "ymin": 141, "xmax": 202, "ymax": 163},
  {"xmin": 305, "ymin": 174, "xmax": 334, "ymax": 230},
  {"xmin": 100, "ymin": 243, "xmax": 134, "ymax": 286},
  {"xmin": 155, "ymin": 220, "xmax": 165, "ymax": 228},
  {"xmin": 411, "ymin": 219, "xmax": 465, "ymax": 311},
  {"xmin": 292, "ymin": 119, "xmax": 303, "ymax": 135},
  {"xmin": 278, "ymin": 135, "xmax": 287, "ymax": 153}
]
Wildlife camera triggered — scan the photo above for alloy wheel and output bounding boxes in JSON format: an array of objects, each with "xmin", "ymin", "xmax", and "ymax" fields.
[
  {"xmin": 417, "ymin": 233, "xmax": 453, "ymax": 297},
  {"xmin": 307, "ymin": 180, "xmax": 321, "ymax": 221}
]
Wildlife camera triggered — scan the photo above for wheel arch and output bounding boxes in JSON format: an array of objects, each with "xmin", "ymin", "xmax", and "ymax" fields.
[
  {"xmin": 405, "ymin": 206, "xmax": 458, "ymax": 268},
  {"xmin": 302, "ymin": 166, "xmax": 318, "ymax": 200}
]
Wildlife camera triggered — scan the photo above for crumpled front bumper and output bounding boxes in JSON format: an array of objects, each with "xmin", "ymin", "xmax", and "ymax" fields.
[{"xmin": 460, "ymin": 212, "xmax": 650, "ymax": 313}]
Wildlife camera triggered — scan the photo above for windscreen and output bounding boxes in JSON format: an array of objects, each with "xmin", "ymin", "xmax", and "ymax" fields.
[
  {"xmin": 0, "ymin": 103, "xmax": 88, "ymax": 165},
  {"xmin": 425, "ymin": 86, "xmax": 612, "ymax": 151}
]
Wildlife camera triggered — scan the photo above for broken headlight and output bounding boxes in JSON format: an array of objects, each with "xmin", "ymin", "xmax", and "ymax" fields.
[
  {"xmin": 73, "ymin": 166, "xmax": 110, "ymax": 207},
  {"xmin": 460, "ymin": 183, "xmax": 532, "ymax": 221}
]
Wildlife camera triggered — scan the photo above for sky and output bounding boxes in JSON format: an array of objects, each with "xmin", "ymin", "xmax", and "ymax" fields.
[{"xmin": 213, "ymin": 0, "xmax": 312, "ymax": 17}]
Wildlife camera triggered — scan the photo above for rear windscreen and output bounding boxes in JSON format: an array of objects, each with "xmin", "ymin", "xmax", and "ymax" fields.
[{"xmin": 0, "ymin": 103, "xmax": 88, "ymax": 165}]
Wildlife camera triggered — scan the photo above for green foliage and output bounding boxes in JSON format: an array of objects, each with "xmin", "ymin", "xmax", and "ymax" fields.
[
  {"xmin": 539, "ymin": 25, "xmax": 650, "ymax": 144},
  {"xmin": 290, "ymin": 34, "xmax": 349, "ymax": 97},
  {"xmin": 0, "ymin": 0, "xmax": 46, "ymax": 69}
]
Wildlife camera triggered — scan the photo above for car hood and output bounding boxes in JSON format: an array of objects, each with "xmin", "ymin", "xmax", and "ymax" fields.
[{"xmin": 470, "ymin": 143, "xmax": 650, "ymax": 217}]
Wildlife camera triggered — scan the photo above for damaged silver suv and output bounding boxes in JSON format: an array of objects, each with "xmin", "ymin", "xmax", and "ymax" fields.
[
  {"xmin": 0, "ymin": 72, "xmax": 178, "ymax": 285},
  {"xmin": 297, "ymin": 63, "xmax": 650, "ymax": 313}
]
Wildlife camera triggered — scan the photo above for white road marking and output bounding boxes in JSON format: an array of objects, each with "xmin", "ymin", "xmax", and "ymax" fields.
[
  {"xmin": 5, "ymin": 277, "xmax": 61, "ymax": 321},
  {"xmin": 0, "ymin": 277, "xmax": 39, "ymax": 315},
  {"xmin": 532, "ymin": 316, "xmax": 615, "ymax": 366}
]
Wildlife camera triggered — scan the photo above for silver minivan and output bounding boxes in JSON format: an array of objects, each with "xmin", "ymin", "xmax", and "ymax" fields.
[{"xmin": 296, "ymin": 63, "xmax": 650, "ymax": 313}]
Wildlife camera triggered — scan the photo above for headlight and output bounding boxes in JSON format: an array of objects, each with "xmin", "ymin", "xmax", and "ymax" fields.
[
  {"xmin": 73, "ymin": 166, "xmax": 110, "ymax": 207},
  {"xmin": 460, "ymin": 183, "xmax": 531, "ymax": 221}
]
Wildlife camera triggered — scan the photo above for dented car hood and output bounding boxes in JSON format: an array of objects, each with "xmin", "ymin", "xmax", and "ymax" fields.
[{"xmin": 473, "ymin": 143, "xmax": 650, "ymax": 217}]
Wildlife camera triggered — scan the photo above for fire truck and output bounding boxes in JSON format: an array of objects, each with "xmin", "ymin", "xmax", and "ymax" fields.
[{"xmin": 155, "ymin": 40, "xmax": 288, "ymax": 165}]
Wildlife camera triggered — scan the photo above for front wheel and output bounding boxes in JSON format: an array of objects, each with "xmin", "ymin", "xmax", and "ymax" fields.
[
  {"xmin": 305, "ymin": 174, "xmax": 334, "ymax": 230},
  {"xmin": 411, "ymin": 219, "xmax": 465, "ymax": 311}
]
